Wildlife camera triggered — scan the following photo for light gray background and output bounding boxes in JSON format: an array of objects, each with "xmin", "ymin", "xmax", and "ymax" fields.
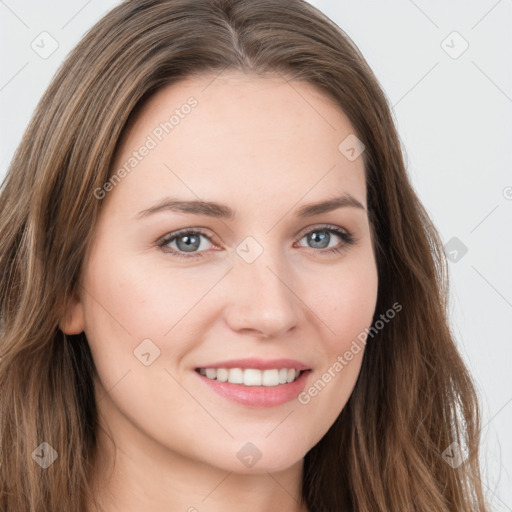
[{"xmin": 1, "ymin": 1, "xmax": 511, "ymax": 509}]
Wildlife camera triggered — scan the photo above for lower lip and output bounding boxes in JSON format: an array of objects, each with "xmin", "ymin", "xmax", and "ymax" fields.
[{"xmin": 195, "ymin": 370, "xmax": 311, "ymax": 408}]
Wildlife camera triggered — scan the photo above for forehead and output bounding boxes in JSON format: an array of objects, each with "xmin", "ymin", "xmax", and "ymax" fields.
[{"xmin": 108, "ymin": 72, "xmax": 366, "ymax": 212}]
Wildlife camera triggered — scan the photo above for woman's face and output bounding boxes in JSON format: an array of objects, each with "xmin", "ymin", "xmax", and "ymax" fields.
[{"xmin": 63, "ymin": 72, "xmax": 378, "ymax": 474}]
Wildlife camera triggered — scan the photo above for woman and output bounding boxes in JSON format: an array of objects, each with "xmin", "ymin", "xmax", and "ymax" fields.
[{"xmin": 0, "ymin": 0, "xmax": 489, "ymax": 510}]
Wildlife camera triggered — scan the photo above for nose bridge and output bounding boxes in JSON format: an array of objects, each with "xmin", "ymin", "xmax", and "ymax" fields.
[
  {"xmin": 236, "ymin": 238, "xmax": 293, "ymax": 304},
  {"xmin": 224, "ymin": 236, "xmax": 301, "ymax": 337}
]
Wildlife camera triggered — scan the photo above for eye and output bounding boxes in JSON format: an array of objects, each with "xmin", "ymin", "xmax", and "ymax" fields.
[
  {"xmin": 158, "ymin": 224, "xmax": 356, "ymax": 259},
  {"xmin": 295, "ymin": 225, "xmax": 356, "ymax": 255},
  {"xmin": 158, "ymin": 228, "xmax": 216, "ymax": 259}
]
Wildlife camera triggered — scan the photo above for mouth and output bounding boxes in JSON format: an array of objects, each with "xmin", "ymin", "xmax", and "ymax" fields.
[
  {"xmin": 194, "ymin": 367, "xmax": 305, "ymax": 386},
  {"xmin": 193, "ymin": 359, "xmax": 312, "ymax": 408}
]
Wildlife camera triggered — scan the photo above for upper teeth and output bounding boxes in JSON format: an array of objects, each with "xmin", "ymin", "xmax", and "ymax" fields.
[{"xmin": 198, "ymin": 367, "xmax": 301, "ymax": 386}]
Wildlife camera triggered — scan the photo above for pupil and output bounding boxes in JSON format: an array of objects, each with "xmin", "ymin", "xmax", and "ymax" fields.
[
  {"xmin": 309, "ymin": 231, "xmax": 329, "ymax": 249},
  {"xmin": 177, "ymin": 234, "xmax": 200, "ymax": 252}
]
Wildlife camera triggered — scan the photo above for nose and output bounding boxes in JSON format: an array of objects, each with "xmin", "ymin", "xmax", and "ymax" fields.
[{"xmin": 222, "ymin": 246, "xmax": 301, "ymax": 340}]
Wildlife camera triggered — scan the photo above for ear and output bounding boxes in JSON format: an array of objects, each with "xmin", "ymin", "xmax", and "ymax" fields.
[{"xmin": 59, "ymin": 293, "xmax": 85, "ymax": 335}]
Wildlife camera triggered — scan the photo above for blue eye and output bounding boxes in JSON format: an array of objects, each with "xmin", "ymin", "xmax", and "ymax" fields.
[
  {"xmin": 158, "ymin": 225, "xmax": 356, "ymax": 260},
  {"xmin": 296, "ymin": 226, "xmax": 355, "ymax": 254},
  {"xmin": 162, "ymin": 230, "xmax": 210, "ymax": 253}
]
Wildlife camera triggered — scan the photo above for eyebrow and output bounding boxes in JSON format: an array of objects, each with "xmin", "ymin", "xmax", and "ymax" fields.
[{"xmin": 134, "ymin": 194, "xmax": 366, "ymax": 220}]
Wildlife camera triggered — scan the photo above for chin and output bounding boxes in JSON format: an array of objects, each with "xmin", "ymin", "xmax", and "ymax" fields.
[{"xmin": 202, "ymin": 442, "xmax": 306, "ymax": 475}]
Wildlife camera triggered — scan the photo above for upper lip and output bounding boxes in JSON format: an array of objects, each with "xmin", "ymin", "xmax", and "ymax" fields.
[{"xmin": 195, "ymin": 358, "xmax": 310, "ymax": 371}]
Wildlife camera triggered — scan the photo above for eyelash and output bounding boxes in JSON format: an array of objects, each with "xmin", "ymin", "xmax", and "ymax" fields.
[{"xmin": 157, "ymin": 224, "xmax": 357, "ymax": 260}]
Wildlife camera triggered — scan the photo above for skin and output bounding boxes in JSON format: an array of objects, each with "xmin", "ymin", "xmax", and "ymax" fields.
[{"xmin": 60, "ymin": 72, "xmax": 379, "ymax": 512}]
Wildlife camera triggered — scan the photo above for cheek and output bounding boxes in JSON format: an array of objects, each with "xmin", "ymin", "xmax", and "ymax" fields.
[
  {"xmin": 296, "ymin": 252, "xmax": 377, "ymax": 429},
  {"xmin": 80, "ymin": 246, "xmax": 229, "ymax": 376},
  {"xmin": 83, "ymin": 246, "xmax": 202, "ymax": 333},
  {"xmin": 307, "ymin": 249, "xmax": 379, "ymax": 352}
]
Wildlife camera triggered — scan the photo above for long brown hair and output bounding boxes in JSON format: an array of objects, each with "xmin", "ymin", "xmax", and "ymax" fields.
[{"xmin": 0, "ymin": 0, "xmax": 489, "ymax": 510}]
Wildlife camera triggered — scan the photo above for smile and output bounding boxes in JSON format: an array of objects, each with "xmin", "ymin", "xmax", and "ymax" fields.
[{"xmin": 196, "ymin": 367, "xmax": 302, "ymax": 386}]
